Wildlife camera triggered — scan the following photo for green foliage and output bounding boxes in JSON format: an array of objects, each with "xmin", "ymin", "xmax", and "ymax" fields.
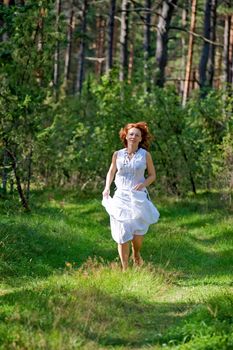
[
  {"xmin": 0, "ymin": 1, "xmax": 59, "ymax": 198},
  {"xmin": 186, "ymin": 90, "xmax": 233, "ymax": 191},
  {"xmin": 1, "ymin": 0, "xmax": 232, "ymax": 206},
  {"xmin": 1, "ymin": 6, "xmax": 232, "ymax": 199},
  {"xmin": 31, "ymin": 73, "xmax": 232, "ymax": 198},
  {"xmin": 214, "ymin": 133, "xmax": 233, "ymax": 203},
  {"xmin": 35, "ymin": 74, "xmax": 233, "ymax": 197}
]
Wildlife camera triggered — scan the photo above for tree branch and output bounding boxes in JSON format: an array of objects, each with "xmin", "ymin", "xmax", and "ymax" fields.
[{"xmin": 170, "ymin": 26, "xmax": 224, "ymax": 47}]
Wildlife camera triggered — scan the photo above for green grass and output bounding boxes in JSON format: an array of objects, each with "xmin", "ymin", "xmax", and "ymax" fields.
[{"xmin": 0, "ymin": 190, "xmax": 233, "ymax": 349}]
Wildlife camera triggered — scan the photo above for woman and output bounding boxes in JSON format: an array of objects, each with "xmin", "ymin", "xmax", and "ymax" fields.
[{"xmin": 102, "ymin": 122, "xmax": 159, "ymax": 271}]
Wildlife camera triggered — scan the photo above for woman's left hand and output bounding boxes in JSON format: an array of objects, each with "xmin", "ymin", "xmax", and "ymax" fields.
[{"xmin": 133, "ymin": 183, "xmax": 145, "ymax": 191}]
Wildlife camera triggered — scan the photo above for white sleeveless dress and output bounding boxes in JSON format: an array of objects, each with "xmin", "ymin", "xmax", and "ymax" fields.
[{"xmin": 102, "ymin": 148, "xmax": 160, "ymax": 244}]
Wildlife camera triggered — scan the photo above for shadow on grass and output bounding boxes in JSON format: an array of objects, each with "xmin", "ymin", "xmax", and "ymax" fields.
[
  {"xmin": 0, "ymin": 279, "xmax": 192, "ymax": 348},
  {"xmin": 1, "ymin": 189, "xmax": 232, "ymax": 287},
  {"xmin": 1, "ymin": 190, "xmax": 233, "ymax": 348},
  {"xmin": 145, "ymin": 193, "xmax": 233, "ymax": 284},
  {"xmin": 1, "ymin": 272, "xmax": 232, "ymax": 349},
  {"xmin": 0, "ymin": 197, "xmax": 115, "ymax": 286},
  {"xmin": 145, "ymin": 225, "xmax": 233, "ymax": 284}
]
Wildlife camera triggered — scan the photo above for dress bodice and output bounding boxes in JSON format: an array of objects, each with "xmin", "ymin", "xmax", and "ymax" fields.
[{"xmin": 114, "ymin": 148, "xmax": 147, "ymax": 190}]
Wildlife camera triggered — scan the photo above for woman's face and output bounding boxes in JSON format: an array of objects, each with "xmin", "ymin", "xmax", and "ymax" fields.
[{"xmin": 126, "ymin": 127, "xmax": 142, "ymax": 147}]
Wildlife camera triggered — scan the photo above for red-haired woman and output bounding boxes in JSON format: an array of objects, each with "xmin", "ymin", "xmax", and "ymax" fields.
[{"xmin": 102, "ymin": 122, "xmax": 159, "ymax": 271}]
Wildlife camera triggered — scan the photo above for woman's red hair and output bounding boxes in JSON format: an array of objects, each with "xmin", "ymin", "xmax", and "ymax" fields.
[{"xmin": 119, "ymin": 122, "xmax": 152, "ymax": 151}]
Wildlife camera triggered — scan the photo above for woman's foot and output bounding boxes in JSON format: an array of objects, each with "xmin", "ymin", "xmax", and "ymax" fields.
[
  {"xmin": 131, "ymin": 235, "xmax": 144, "ymax": 267},
  {"xmin": 133, "ymin": 254, "xmax": 144, "ymax": 267}
]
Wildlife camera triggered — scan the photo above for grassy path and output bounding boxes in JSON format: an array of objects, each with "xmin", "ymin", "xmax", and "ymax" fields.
[{"xmin": 0, "ymin": 190, "xmax": 233, "ymax": 349}]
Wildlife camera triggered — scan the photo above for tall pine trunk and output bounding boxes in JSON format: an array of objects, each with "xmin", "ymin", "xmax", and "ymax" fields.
[
  {"xmin": 223, "ymin": 15, "xmax": 231, "ymax": 84},
  {"xmin": 128, "ymin": 41, "xmax": 134, "ymax": 83},
  {"xmin": 119, "ymin": 0, "xmax": 130, "ymax": 82},
  {"xmin": 199, "ymin": 0, "xmax": 218, "ymax": 93},
  {"xmin": 1, "ymin": 0, "xmax": 15, "ymax": 42},
  {"xmin": 75, "ymin": 0, "xmax": 88, "ymax": 94},
  {"xmin": 35, "ymin": 7, "xmax": 44, "ymax": 86},
  {"xmin": 155, "ymin": 0, "xmax": 178, "ymax": 87},
  {"xmin": 223, "ymin": 0, "xmax": 233, "ymax": 86},
  {"xmin": 230, "ymin": 16, "xmax": 233, "ymax": 84},
  {"xmin": 143, "ymin": 0, "xmax": 152, "ymax": 92},
  {"xmin": 63, "ymin": 2, "xmax": 75, "ymax": 92},
  {"xmin": 180, "ymin": 6, "xmax": 187, "ymax": 95},
  {"xmin": 53, "ymin": 0, "xmax": 61, "ymax": 100},
  {"xmin": 0, "ymin": 0, "xmax": 3, "ymax": 42},
  {"xmin": 106, "ymin": 0, "xmax": 116, "ymax": 71},
  {"xmin": 182, "ymin": 0, "xmax": 197, "ymax": 106},
  {"xmin": 95, "ymin": 16, "xmax": 106, "ymax": 77}
]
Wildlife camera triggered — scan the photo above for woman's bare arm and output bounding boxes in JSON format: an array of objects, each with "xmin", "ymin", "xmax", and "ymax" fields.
[{"xmin": 102, "ymin": 151, "xmax": 117, "ymax": 197}]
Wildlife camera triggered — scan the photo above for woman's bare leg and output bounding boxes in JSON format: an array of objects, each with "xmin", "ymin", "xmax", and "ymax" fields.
[
  {"xmin": 131, "ymin": 235, "xmax": 144, "ymax": 266},
  {"xmin": 118, "ymin": 242, "xmax": 130, "ymax": 271}
]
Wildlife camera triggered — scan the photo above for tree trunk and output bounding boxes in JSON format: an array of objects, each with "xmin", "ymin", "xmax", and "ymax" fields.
[
  {"xmin": 3, "ymin": 0, "xmax": 15, "ymax": 4},
  {"xmin": 95, "ymin": 15, "xmax": 106, "ymax": 77},
  {"xmin": 75, "ymin": 0, "xmax": 88, "ymax": 94},
  {"xmin": 0, "ymin": 0, "xmax": 3, "ymax": 42},
  {"xmin": 35, "ymin": 7, "xmax": 44, "ymax": 86},
  {"xmin": 223, "ymin": 14, "xmax": 231, "ymax": 84},
  {"xmin": 199, "ymin": 0, "xmax": 218, "ymax": 93},
  {"xmin": 143, "ymin": 0, "xmax": 151, "ymax": 91},
  {"xmin": 37, "ymin": 9, "xmax": 44, "ymax": 52},
  {"xmin": 6, "ymin": 149, "xmax": 30, "ymax": 211},
  {"xmin": 180, "ymin": 6, "xmax": 187, "ymax": 95},
  {"xmin": 1, "ymin": 149, "xmax": 8, "ymax": 194},
  {"xmin": 63, "ymin": 2, "xmax": 75, "ymax": 92},
  {"xmin": 229, "ymin": 16, "xmax": 233, "ymax": 84},
  {"xmin": 182, "ymin": 0, "xmax": 197, "ymax": 106},
  {"xmin": 119, "ymin": 0, "xmax": 130, "ymax": 82},
  {"xmin": 222, "ymin": 0, "xmax": 233, "ymax": 85},
  {"xmin": 53, "ymin": 0, "xmax": 61, "ymax": 100},
  {"xmin": 106, "ymin": 0, "xmax": 116, "ymax": 71},
  {"xmin": 26, "ymin": 148, "xmax": 33, "ymax": 202},
  {"xmin": 155, "ymin": 0, "xmax": 178, "ymax": 87},
  {"xmin": 128, "ymin": 41, "xmax": 134, "ymax": 83},
  {"xmin": 1, "ymin": 0, "xmax": 15, "ymax": 42}
]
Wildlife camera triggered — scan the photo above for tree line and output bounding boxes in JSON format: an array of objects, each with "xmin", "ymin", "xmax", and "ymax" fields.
[
  {"xmin": 0, "ymin": 0, "xmax": 232, "ymax": 210},
  {"xmin": 53, "ymin": 0, "xmax": 233, "ymax": 100}
]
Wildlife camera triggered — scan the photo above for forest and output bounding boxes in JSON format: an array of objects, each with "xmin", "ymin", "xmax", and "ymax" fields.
[
  {"xmin": 1, "ymin": 1, "xmax": 233, "ymax": 350},
  {"xmin": 0, "ymin": 0, "xmax": 232, "ymax": 209}
]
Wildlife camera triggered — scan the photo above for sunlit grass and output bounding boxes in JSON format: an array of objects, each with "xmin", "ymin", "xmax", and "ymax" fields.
[{"xmin": 0, "ymin": 190, "xmax": 233, "ymax": 349}]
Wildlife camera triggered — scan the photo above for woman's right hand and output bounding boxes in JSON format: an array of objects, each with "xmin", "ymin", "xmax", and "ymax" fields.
[{"xmin": 102, "ymin": 188, "xmax": 110, "ymax": 198}]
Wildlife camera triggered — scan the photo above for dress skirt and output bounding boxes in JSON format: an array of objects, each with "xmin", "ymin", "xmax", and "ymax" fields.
[{"xmin": 102, "ymin": 189, "xmax": 160, "ymax": 244}]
